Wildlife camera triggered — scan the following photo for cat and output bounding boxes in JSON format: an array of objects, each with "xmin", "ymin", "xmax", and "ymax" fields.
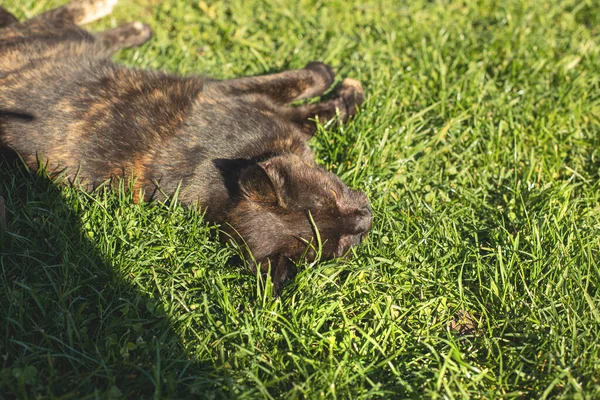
[{"xmin": 0, "ymin": 0, "xmax": 372, "ymax": 294}]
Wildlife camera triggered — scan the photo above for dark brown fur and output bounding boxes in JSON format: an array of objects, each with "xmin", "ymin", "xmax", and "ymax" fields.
[{"xmin": 0, "ymin": 0, "xmax": 371, "ymax": 294}]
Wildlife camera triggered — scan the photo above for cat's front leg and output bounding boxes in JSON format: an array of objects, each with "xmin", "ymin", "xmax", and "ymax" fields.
[
  {"xmin": 214, "ymin": 62, "xmax": 336, "ymax": 105},
  {"xmin": 287, "ymin": 78, "xmax": 365, "ymax": 136}
]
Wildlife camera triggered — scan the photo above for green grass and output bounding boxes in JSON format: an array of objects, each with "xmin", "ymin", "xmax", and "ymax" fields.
[{"xmin": 2, "ymin": 0, "xmax": 600, "ymax": 398}]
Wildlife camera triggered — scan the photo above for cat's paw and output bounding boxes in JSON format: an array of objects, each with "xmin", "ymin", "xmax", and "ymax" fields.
[
  {"xmin": 305, "ymin": 62, "xmax": 335, "ymax": 86},
  {"xmin": 119, "ymin": 21, "xmax": 152, "ymax": 47},
  {"xmin": 336, "ymin": 78, "xmax": 364, "ymax": 121},
  {"xmin": 98, "ymin": 21, "xmax": 152, "ymax": 52},
  {"xmin": 304, "ymin": 61, "xmax": 335, "ymax": 96},
  {"xmin": 130, "ymin": 22, "xmax": 152, "ymax": 45}
]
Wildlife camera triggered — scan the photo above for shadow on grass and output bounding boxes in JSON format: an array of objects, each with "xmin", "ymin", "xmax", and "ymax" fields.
[{"xmin": 0, "ymin": 150, "xmax": 232, "ymax": 398}]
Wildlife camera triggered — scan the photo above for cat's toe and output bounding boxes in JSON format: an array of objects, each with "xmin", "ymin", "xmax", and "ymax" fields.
[
  {"xmin": 337, "ymin": 78, "xmax": 364, "ymax": 119},
  {"xmin": 129, "ymin": 22, "xmax": 153, "ymax": 46}
]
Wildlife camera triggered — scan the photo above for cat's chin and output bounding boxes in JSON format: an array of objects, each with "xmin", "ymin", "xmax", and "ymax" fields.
[{"xmin": 336, "ymin": 233, "xmax": 367, "ymax": 258}]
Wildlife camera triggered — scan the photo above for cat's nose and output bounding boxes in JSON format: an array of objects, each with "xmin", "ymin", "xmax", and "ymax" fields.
[{"xmin": 349, "ymin": 205, "xmax": 372, "ymax": 234}]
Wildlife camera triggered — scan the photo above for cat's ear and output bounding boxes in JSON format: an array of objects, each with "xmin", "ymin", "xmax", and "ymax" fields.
[{"xmin": 239, "ymin": 160, "xmax": 288, "ymax": 207}]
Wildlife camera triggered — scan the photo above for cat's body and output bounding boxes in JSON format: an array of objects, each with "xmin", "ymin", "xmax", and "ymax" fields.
[
  {"xmin": 1, "ymin": 26, "xmax": 313, "ymax": 220},
  {"xmin": 0, "ymin": 0, "xmax": 371, "ymax": 293}
]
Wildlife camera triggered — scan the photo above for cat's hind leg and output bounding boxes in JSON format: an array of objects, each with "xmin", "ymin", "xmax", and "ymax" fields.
[
  {"xmin": 97, "ymin": 21, "xmax": 152, "ymax": 54},
  {"xmin": 26, "ymin": 0, "xmax": 117, "ymax": 28},
  {"xmin": 287, "ymin": 78, "xmax": 364, "ymax": 136}
]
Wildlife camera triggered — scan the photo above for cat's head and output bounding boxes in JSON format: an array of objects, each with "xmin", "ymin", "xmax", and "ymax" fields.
[{"xmin": 223, "ymin": 154, "xmax": 372, "ymax": 292}]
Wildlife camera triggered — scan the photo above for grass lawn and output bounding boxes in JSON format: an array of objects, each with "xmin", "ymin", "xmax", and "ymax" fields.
[{"xmin": 2, "ymin": 0, "xmax": 600, "ymax": 397}]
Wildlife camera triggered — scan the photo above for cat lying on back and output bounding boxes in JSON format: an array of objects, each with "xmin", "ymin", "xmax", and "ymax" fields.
[{"xmin": 0, "ymin": 0, "xmax": 372, "ymax": 294}]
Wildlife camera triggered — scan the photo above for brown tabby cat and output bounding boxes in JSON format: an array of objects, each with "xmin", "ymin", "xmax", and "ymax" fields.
[{"xmin": 0, "ymin": 0, "xmax": 372, "ymax": 294}]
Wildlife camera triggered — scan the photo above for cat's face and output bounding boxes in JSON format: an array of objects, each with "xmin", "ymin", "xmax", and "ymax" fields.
[{"xmin": 225, "ymin": 154, "xmax": 372, "ymax": 273}]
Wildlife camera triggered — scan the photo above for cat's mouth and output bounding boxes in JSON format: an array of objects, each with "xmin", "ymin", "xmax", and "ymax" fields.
[
  {"xmin": 335, "ymin": 232, "xmax": 368, "ymax": 258},
  {"xmin": 335, "ymin": 204, "xmax": 372, "ymax": 257},
  {"xmin": 293, "ymin": 232, "xmax": 368, "ymax": 260}
]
